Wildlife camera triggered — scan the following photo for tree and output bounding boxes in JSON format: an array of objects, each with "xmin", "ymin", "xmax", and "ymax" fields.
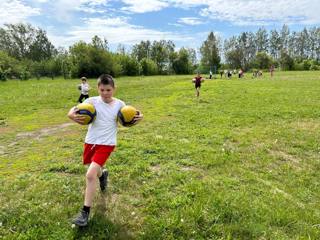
[
  {"xmin": 69, "ymin": 41, "xmax": 115, "ymax": 78},
  {"xmin": 295, "ymin": 28, "xmax": 310, "ymax": 59},
  {"xmin": 255, "ymin": 28, "xmax": 269, "ymax": 53},
  {"xmin": 280, "ymin": 24, "xmax": 290, "ymax": 52},
  {"xmin": 0, "ymin": 23, "xmax": 56, "ymax": 61},
  {"xmin": 150, "ymin": 40, "xmax": 175, "ymax": 74},
  {"xmin": 251, "ymin": 52, "xmax": 273, "ymax": 70},
  {"xmin": 225, "ymin": 49, "xmax": 243, "ymax": 69},
  {"xmin": 140, "ymin": 58, "xmax": 158, "ymax": 75},
  {"xmin": 117, "ymin": 54, "xmax": 140, "ymax": 76},
  {"xmin": 91, "ymin": 35, "xmax": 108, "ymax": 51},
  {"xmin": 269, "ymin": 30, "xmax": 281, "ymax": 60},
  {"xmin": 224, "ymin": 36, "xmax": 243, "ymax": 69},
  {"xmin": 132, "ymin": 40, "xmax": 151, "ymax": 61},
  {"xmin": 200, "ymin": 32, "xmax": 221, "ymax": 72},
  {"xmin": 309, "ymin": 27, "xmax": 318, "ymax": 59},
  {"xmin": 172, "ymin": 47, "xmax": 193, "ymax": 74},
  {"xmin": 280, "ymin": 50, "xmax": 294, "ymax": 70}
]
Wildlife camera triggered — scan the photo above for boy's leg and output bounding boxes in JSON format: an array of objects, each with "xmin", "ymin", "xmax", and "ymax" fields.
[
  {"xmin": 78, "ymin": 94, "xmax": 84, "ymax": 103},
  {"xmin": 72, "ymin": 162, "xmax": 102, "ymax": 227},
  {"xmin": 84, "ymin": 162, "xmax": 102, "ymax": 207},
  {"xmin": 99, "ymin": 169, "xmax": 108, "ymax": 192}
]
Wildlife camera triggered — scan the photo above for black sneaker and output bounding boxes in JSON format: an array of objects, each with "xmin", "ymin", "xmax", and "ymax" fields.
[
  {"xmin": 72, "ymin": 210, "xmax": 89, "ymax": 227},
  {"xmin": 99, "ymin": 169, "xmax": 108, "ymax": 192}
]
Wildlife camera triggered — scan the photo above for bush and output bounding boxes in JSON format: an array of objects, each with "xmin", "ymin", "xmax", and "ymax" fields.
[
  {"xmin": 310, "ymin": 64, "xmax": 320, "ymax": 70},
  {"xmin": 250, "ymin": 52, "xmax": 273, "ymax": 70},
  {"xmin": 19, "ymin": 70, "xmax": 31, "ymax": 80},
  {"xmin": 302, "ymin": 59, "xmax": 311, "ymax": 70},
  {"xmin": 293, "ymin": 62, "xmax": 304, "ymax": 71},
  {"xmin": 118, "ymin": 55, "xmax": 140, "ymax": 76},
  {"xmin": 0, "ymin": 67, "xmax": 7, "ymax": 81},
  {"xmin": 140, "ymin": 58, "xmax": 158, "ymax": 75}
]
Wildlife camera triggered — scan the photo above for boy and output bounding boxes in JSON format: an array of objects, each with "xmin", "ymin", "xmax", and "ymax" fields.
[
  {"xmin": 192, "ymin": 73, "xmax": 205, "ymax": 98},
  {"xmin": 239, "ymin": 69, "xmax": 244, "ymax": 78},
  {"xmin": 270, "ymin": 65, "xmax": 275, "ymax": 77},
  {"xmin": 219, "ymin": 70, "xmax": 224, "ymax": 79},
  {"xmin": 68, "ymin": 74, "xmax": 143, "ymax": 227},
  {"xmin": 78, "ymin": 77, "xmax": 90, "ymax": 103}
]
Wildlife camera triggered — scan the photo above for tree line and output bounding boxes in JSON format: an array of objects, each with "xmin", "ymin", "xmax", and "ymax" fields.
[
  {"xmin": 0, "ymin": 23, "xmax": 319, "ymax": 81},
  {"xmin": 224, "ymin": 25, "xmax": 320, "ymax": 71}
]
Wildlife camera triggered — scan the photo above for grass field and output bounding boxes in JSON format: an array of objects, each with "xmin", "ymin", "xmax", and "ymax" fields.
[{"xmin": 0, "ymin": 71, "xmax": 320, "ymax": 239}]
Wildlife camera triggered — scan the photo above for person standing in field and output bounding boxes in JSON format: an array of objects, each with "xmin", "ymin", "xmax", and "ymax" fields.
[
  {"xmin": 238, "ymin": 69, "xmax": 243, "ymax": 78},
  {"xmin": 68, "ymin": 74, "xmax": 143, "ymax": 227},
  {"xmin": 78, "ymin": 77, "xmax": 90, "ymax": 103},
  {"xmin": 270, "ymin": 65, "xmax": 275, "ymax": 77},
  {"xmin": 192, "ymin": 73, "xmax": 205, "ymax": 98},
  {"xmin": 219, "ymin": 70, "xmax": 224, "ymax": 79}
]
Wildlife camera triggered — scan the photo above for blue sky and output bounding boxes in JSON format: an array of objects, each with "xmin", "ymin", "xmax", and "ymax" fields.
[{"xmin": 1, "ymin": 0, "xmax": 320, "ymax": 51}]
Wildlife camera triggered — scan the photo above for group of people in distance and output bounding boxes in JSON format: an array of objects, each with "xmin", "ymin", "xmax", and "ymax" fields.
[
  {"xmin": 218, "ymin": 69, "xmax": 244, "ymax": 79},
  {"xmin": 217, "ymin": 65, "xmax": 275, "ymax": 80}
]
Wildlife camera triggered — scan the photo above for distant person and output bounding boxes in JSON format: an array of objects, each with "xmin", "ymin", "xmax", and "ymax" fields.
[
  {"xmin": 252, "ymin": 70, "xmax": 258, "ymax": 78},
  {"xmin": 224, "ymin": 70, "xmax": 228, "ymax": 78},
  {"xmin": 270, "ymin": 65, "xmax": 275, "ymax": 77},
  {"xmin": 192, "ymin": 73, "xmax": 205, "ymax": 98},
  {"xmin": 219, "ymin": 70, "xmax": 224, "ymax": 79},
  {"xmin": 227, "ymin": 70, "xmax": 232, "ymax": 79},
  {"xmin": 252, "ymin": 70, "xmax": 262, "ymax": 78},
  {"xmin": 238, "ymin": 69, "xmax": 244, "ymax": 78},
  {"xmin": 209, "ymin": 70, "xmax": 212, "ymax": 79},
  {"xmin": 78, "ymin": 77, "xmax": 90, "ymax": 103}
]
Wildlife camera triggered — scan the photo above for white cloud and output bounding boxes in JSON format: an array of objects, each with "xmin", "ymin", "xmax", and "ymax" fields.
[
  {"xmin": 120, "ymin": 0, "xmax": 206, "ymax": 13},
  {"xmin": 119, "ymin": 0, "xmax": 320, "ymax": 25},
  {"xmin": 49, "ymin": 16, "xmax": 194, "ymax": 48},
  {"xmin": 0, "ymin": 0, "xmax": 41, "ymax": 24},
  {"xmin": 121, "ymin": 0, "xmax": 169, "ymax": 13},
  {"xmin": 83, "ymin": 0, "xmax": 109, "ymax": 5},
  {"xmin": 178, "ymin": 17, "xmax": 203, "ymax": 25},
  {"xmin": 47, "ymin": 0, "xmax": 110, "ymax": 22},
  {"xmin": 198, "ymin": 0, "xmax": 320, "ymax": 26}
]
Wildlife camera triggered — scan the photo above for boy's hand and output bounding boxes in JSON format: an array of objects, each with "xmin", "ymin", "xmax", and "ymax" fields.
[
  {"xmin": 133, "ymin": 110, "xmax": 143, "ymax": 124},
  {"xmin": 67, "ymin": 107, "xmax": 87, "ymax": 125}
]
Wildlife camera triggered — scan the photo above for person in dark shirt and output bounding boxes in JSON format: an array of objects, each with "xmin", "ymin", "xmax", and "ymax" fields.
[{"xmin": 192, "ymin": 73, "xmax": 205, "ymax": 98}]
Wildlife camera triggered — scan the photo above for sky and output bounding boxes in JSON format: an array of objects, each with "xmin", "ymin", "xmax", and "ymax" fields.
[{"xmin": 1, "ymin": 0, "xmax": 320, "ymax": 51}]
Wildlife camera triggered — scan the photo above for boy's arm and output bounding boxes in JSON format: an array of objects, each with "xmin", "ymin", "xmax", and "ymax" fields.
[{"xmin": 67, "ymin": 107, "xmax": 87, "ymax": 125}]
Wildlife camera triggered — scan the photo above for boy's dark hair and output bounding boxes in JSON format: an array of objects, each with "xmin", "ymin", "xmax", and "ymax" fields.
[{"xmin": 97, "ymin": 74, "xmax": 115, "ymax": 87}]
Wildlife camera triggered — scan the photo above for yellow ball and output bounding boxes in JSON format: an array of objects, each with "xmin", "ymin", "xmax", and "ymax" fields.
[
  {"xmin": 76, "ymin": 103, "xmax": 96, "ymax": 125},
  {"xmin": 118, "ymin": 105, "xmax": 138, "ymax": 127}
]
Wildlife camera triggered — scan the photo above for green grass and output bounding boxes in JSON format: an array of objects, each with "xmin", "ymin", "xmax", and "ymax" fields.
[{"xmin": 1, "ymin": 72, "xmax": 320, "ymax": 239}]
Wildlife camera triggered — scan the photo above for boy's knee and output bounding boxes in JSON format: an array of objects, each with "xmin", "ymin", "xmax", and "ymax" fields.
[{"xmin": 86, "ymin": 171, "xmax": 97, "ymax": 181}]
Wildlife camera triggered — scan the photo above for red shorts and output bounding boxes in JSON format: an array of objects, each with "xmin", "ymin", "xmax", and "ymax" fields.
[{"xmin": 83, "ymin": 143, "xmax": 115, "ymax": 167}]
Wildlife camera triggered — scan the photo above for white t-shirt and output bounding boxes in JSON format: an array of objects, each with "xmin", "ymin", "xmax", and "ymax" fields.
[
  {"xmin": 84, "ymin": 96, "xmax": 125, "ymax": 145},
  {"xmin": 81, "ymin": 83, "xmax": 90, "ymax": 95}
]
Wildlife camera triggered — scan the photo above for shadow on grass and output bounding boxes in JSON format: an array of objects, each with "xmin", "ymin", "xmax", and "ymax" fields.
[{"xmin": 72, "ymin": 193, "xmax": 133, "ymax": 240}]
